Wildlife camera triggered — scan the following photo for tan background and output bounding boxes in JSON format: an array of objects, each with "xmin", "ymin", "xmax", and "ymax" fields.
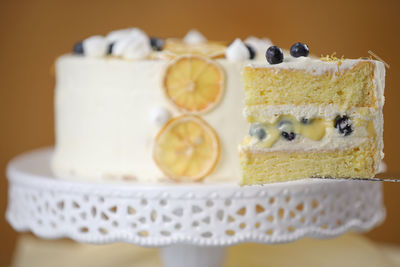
[{"xmin": 0, "ymin": 0, "xmax": 399, "ymax": 265}]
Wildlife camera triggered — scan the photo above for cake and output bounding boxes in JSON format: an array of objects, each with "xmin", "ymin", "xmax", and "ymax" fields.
[
  {"xmin": 52, "ymin": 28, "xmax": 272, "ymax": 184},
  {"xmin": 239, "ymin": 43, "xmax": 385, "ymax": 184},
  {"xmin": 52, "ymin": 28, "xmax": 386, "ymax": 185}
]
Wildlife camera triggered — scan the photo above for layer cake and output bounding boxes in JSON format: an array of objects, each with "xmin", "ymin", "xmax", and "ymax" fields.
[{"xmin": 239, "ymin": 49, "xmax": 385, "ymax": 184}]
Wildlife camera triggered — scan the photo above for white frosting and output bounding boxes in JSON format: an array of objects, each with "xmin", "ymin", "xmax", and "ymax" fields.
[
  {"xmin": 378, "ymin": 161, "xmax": 387, "ymax": 173},
  {"xmin": 82, "ymin": 36, "xmax": 108, "ymax": 57},
  {"xmin": 111, "ymin": 29, "xmax": 151, "ymax": 59},
  {"xmin": 374, "ymin": 61, "xmax": 386, "ymax": 109},
  {"xmin": 183, "ymin": 29, "xmax": 207, "ymax": 44},
  {"xmin": 243, "ymin": 131, "xmax": 368, "ymax": 153},
  {"xmin": 52, "ymin": 55, "xmax": 250, "ymax": 184},
  {"xmin": 150, "ymin": 106, "xmax": 171, "ymax": 126},
  {"xmin": 226, "ymin": 39, "xmax": 250, "ymax": 62},
  {"xmin": 244, "ymin": 105, "xmax": 376, "ymax": 123},
  {"xmin": 372, "ymin": 61, "xmax": 386, "ymax": 171},
  {"xmin": 244, "ymin": 36, "xmax": 273, "ymax": 61}
]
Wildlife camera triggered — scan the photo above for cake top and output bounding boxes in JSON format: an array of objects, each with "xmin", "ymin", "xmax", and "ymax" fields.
[
  {"xmin": 248, "ymin": 55, "xmax": 381, "ymax": 75},
  {"xmin": 71, "ymin": 27, "xmax": 273, "ymax": 62},
  {"xmin": 249, "ymin": 42, "xmax": 384, "ymax": 75}
]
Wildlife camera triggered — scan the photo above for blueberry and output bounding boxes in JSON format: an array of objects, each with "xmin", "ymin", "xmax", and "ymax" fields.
[
  {"xmin": 277, "ymin": 120, "xmax": 296, "ymax": 141},
  {"xmin": 334, "ymin": 115, "xmax": 353, "ymax": 136},
  {"xmin": 290, "ymin": 42, "xmax": 309, "ymax": 58},
  {"xmin": 150, "ymin": 37, "xmax": 164, "ymax": 51},
  {"xmin": 73, "ymin": 41, "xmax": 84, "ymax": 54},
  {"xmin": 266, "ymin": 46, "xmax": 284, "ymax": 64},
  {"xmin": 281, "ymin": 131, "xmax": 296, "ymax": 141},
  {"xmin": 107, "ymin": 42, "xmax": 115, "ymax": 55},
  {"xmin": 300, "ymin": 117, "xmax": 312, "ymax": 124},
  {"xmin": 249, "ymin": 124, "xmax": 267, "ymax": 140},
  {"xmin": 245, "ymin": 44, "xmax": 256, "ymax": 60}
]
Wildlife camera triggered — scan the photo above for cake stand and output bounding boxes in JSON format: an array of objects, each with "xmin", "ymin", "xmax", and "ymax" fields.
[{"xmin": 6, "ymin": 148, "xmax": 386, "ymax": 267}]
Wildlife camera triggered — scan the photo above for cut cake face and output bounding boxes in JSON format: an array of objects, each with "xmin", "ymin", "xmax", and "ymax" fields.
[{"xmin": 239, "ymin": 55, "xmax": 385, "ymax": 184}]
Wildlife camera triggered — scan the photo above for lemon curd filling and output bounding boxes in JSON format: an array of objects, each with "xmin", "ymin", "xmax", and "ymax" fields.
[{"xmin": 244, "ymin": 114, "xmax": 375, "ymax": 149}]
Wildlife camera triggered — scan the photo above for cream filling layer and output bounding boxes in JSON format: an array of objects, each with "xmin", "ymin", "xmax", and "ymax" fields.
[
  {"xmin": 240, "ymin": 110, "xmax": 380, "ymax": 153},
  {"xmin": 241, "ymin": 130, "xmax": 370, "ymax": 153},
  {"xmin": 244, "ymin": 104, "xmax": 378, "ymax": 123}
]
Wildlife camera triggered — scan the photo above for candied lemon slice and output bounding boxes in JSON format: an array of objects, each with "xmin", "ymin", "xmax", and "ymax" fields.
[
  {"xmin": 153, "ymin": 115, "xmax": 220, "ymax": 181},
  {"xmin": 163, "ymin": 55, "xmax": 225, "ymax": 113},
  {"xmin": 164, "ymin": 38, "xmax": 227, "ymax": 59}
]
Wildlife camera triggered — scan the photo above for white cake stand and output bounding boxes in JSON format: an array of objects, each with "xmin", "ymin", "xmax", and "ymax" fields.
[{"xmin": 6, "ymin": 148, "xmax": 386, "ymax": 267}]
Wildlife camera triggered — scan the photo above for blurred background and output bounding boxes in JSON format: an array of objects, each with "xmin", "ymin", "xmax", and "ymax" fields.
[{"xmin": 0, "ymin": 0, "xmax": 399, "ymax": 266}]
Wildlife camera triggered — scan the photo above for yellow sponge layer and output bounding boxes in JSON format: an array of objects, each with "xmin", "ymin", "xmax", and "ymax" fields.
[
  {"xmin": 239, "ymin": 141, "xmax": 376, "ymax": 185},
  {"xmin": 243, "ymin": 61, "xmax": 377, "ymax": 109}
]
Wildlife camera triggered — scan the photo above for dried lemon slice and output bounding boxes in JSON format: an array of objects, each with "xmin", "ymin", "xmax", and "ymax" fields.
[
  {"xmin": 153, "ymin": 115, "xmax": 220, "ymax": 181},
  {"xmin": 164, "ymin": 38, "xmax": 227, "ymax": 59},
  {"xmin": 163, "ymin": 55, "xmax": 225, "ymax": 113}
]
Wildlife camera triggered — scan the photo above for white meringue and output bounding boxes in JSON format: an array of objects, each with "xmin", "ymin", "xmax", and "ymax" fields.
[
  {"xmin": 111, "ymin": 28, "xmax": 151, "ymax": 59},
  {"xmin": 150, "ymin": 107, "xmax": 171, "ymax": 126},
  {"xmin": 106, "ymin": 28, "xmax": 147, "ymax": 43},
  {"xmin": 183, "ymin": 29, "xmax": 207, "ymax": 44},
  {"xmin": 106, "ymin": 28, "xmax": 133, "ymax": 43},
  {"xmin": 82, "ymin": 36, "xmax": 108, "ymax": 57},
  {"xmin": 122, "ymin": 39, "xmax": 152, "ymax": 60},
  {"xmin": 226, "ymin": 38, "xmax": 250, "ymax": 61}
]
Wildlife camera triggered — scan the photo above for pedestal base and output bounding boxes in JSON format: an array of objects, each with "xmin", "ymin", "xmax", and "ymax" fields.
[{"xmin": 161, "ymin": 245, "xmax": 225, "ymax": 267}]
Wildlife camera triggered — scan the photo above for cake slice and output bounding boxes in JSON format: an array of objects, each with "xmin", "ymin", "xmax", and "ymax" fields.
[{"xmin": 239, "ymin": 52, "xmax": 385, "ymax": 184}]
